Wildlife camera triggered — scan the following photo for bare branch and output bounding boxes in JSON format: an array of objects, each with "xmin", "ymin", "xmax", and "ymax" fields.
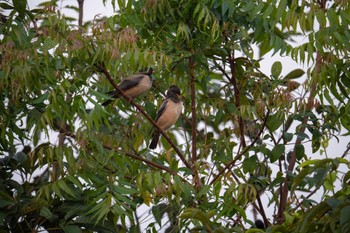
[
  {"xmin": 277, "ymin": 53, "xmax": 320, "ymax": 223},
  {"xmin": 77, "ymin": 0, "xmax": 84, "ymax": 27},
  {"xmin": 210, "ymin": 109, "xmax": 270, "ymax": 185},
  {"xmin": 189, "ymin": 54, "xmax": 201, "ymax": 188},
  {"xmin": 227, "ymin": 50, "xmax": 246, "ymax": 148},
  {"xmin": 58, "ymin": 119, "xmax": 189, "ymax": 184},
  {"xmin": 95, "ymin": 63, "xmax": 192, "ymax": 170}
]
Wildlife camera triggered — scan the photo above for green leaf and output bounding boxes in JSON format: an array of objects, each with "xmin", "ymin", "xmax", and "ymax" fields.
[
  {"xmin": 14, "ymin": 152, "xmax": 27, "ymax": 163},
  {"xmin": 13, "ymin": 0, "xmax": 27, "ymax": 19},
  {"xmin": 113, "ymin": 184, "xmax": 137, "ymax": 195},
  {"xmin": 299, "ymin": 159, "xmax": 333, "ymax": 168},
  {"xmin": 343, "ymin": 171, "xmax": 350, "ymax": 186},
  {"xmin": 63, "ymin": 225, "xmax": 82, "ymax": 233},
  {"xmin": 296, "ymin": 132, "xmax": 309, "ymax": 141},
  {"xmin": 67, "ymin": 175, "xmax": 83, "ymax": 190},
  {"xmin": 221, "ymin": 1, "xmax": 229, "ymax": 16},
  {"xmin": 267, "ymin": 113, "xmax": 284, "ymax": 131},
  {"xmin": 152, "ymin": 203, "xmax": 168, "ymax": 226},
  {"xmin": 284, "ymin": 211, "xmax": 295, "ymax": 226},
  {"xmin": 271, "ymin": 225, "xmax": 288, "ymax": 233},
  {"xmin": 295, "ymin": 144, "xmax": 305, "ymax": 160},
  {"xmin": 40, "ymin": 207, "xmax": 52, "ymax": 219},
  {"xmin": 259, "ymin": 39, "xmax": 272, "ymax": 57},
  {"xmin": 271, "ymin": 61, "xmax": 282, "ymax": 78},
  {"xmin": 0, "ymin": 199, "xmax": 14, "ymax": 208},
  {"xmin": 243, "ymin": 155, "xmax": 258, "ymax": 174},
  {"xmin": 270, "ymin": 144, "xmax": 285, "ymax": 162},
  {"xmin": 262, "ymin": 5, "xmax": 273, "ymax": 19},
  {"xmin": 284, "ymin": 132, "xmax": 293, "ymax": 142},
  {"xmin": 340, "ymin": 206, "xmax": 350, "ymax": 233},
  {"xmin": 283, "ymin": 69, "xmax": 305, "ymax": 81},
  {"xmin": 324, "ymin": 172, "xmax": 337, "ymax": 191},
  {"xmin": 313, "ymin": 167, "xmax": 328, "ymax": 188},
  {"xmin": 197, "ymin": 185, "xmax": 211, "ymax": 198},
  {"xmin": 298, "ymin": 202, "xmax": 330, "ymax": 232},
  {"xmin": 180, "ymin": 208, "xmax": 211, "ymax": 228},
  {"xmin": 153, "ymin": 171, "xmax": 162, "ymax": 186},
  {"xmin": 341, "ymin": 75, "xmax": 350, "ymax": 87},
  {"xmin": 57, "ymin": 180, "xmax": 77, "ymax": 198},
  {"xmin": 0, "ymin": 2, "xmax": 14, "ymax": 10},
  {"xmin": 246, "ymin": 229, "xmax": 264, "ymax": 233}
]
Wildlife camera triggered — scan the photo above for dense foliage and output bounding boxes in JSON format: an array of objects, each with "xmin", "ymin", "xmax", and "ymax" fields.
[{"xmin": 1, "ymin": 0, "xmax": 350, "ymax": 232}]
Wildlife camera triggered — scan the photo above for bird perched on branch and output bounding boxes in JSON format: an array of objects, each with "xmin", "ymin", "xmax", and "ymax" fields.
[
  {"xmin": 149, "ymin": 85, "xmax": 182, "ymax": 149},
  {"xmin": 102, "ymin": 67, "xmax": 154, "ymax": 106}
]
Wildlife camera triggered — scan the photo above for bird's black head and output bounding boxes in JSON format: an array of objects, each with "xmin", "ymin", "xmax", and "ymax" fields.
[
  {"xmin": 167, "ymin": 85, "xmax": 181, "ymax": 96},
  {"xmin": 166, "ymin": 85, "xmax": 181, "ymax": 102}
]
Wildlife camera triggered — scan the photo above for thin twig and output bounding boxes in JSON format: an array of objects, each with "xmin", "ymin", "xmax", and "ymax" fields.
[
  {"xmin": 227, "ymin": 49, "xmax": 246, "ymax": 148},
  {"xmin": 210, "ymin": 108, "xmax": 270, "ymax": 185},
  {"xmin": 256, "ymin": 194, "xmax": 270, "ymax": 226},
  {"xmin": 341, "ymin": 142, "xmax": 350, "ymax": 158},
  {"xmin": 95, "ymin": 63, "xmax": 192, "ymax": 170},
  {"xmin": 189, "ymin": 54, "xmax": 201, "ymax": 187},
  {"xmin": 77, "ymin": 0, "xmax": 84, "ymax": 27},
  {"xmin": 57, "ymin": 117, "xmax": 189, "ymax": 183},
  {"xmin": 293, "ymin": 188, "xmax": 318, "ymax": 212},
  {"xmin": 277, "ymin": 51, "xmax": 322, "ymax": 223}
]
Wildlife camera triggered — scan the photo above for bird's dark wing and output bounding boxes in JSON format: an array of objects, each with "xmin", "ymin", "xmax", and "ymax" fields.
[
  {"xmin": 119, "ymin": 74, "xmax": 146, "ymax": 90},
  {"xmin": 155, "ymin": 99, "xmax": 169, "ymax": 122}
]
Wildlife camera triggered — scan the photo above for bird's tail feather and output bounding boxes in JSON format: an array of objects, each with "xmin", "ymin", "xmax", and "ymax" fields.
[
  {"xmin": 149, "ymin": 131, "xmax": 160, "ymax": 149},
  {"xmin": 102, "ymin": 91, "xmax": 120, "ymax": 106}
]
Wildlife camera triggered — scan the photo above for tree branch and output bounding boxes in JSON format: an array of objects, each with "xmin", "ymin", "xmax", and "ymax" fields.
[
  {"xmin": 189, "ymin": 54, "xmax": 201, "ymax": 187},
  {"xmin": 95, "ymin": 63, "xmax": 192, "ymax": 170},
  {"xmin": 77, "ymin": 0, "xmax": 84, "ymax": 27},
  {"xmin": 341, "ymin": 142, "xmax": 350, "ymax": 158},
  {"xmin": 210, "ymin": 109, "xmax": 270, "ymax": 185},
  {"xmin": 189, "ymin": 55, "xmax": 197, "ymax": 164},
  {"xmin": 57, "ymin": 120, "xmax": 189, "ymax": 184},
  {"xmin": 256, "ymin": 193, "xmax": 270, "ymax": 227},
  {"xmin": 277, "ymin": 48, "xmax": 322, "ymax": 224},
  {"xmin": 227, "ymin": 50, "xmax": 246, "ymax": 148}
]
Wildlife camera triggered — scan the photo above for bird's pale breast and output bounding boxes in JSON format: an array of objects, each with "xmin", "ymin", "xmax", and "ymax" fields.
[{"xmin": 156, "ymin": 101, "xmax": 182, "ymax": 131}]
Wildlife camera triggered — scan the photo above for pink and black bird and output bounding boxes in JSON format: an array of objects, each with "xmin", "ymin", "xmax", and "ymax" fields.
[
  {"xmin": 102, "ymin": 68, "xmax": 154, "ymax": 106},
  {"xmin": 149, "ymin": 85, "xmax": 182, "ymax": 149}
]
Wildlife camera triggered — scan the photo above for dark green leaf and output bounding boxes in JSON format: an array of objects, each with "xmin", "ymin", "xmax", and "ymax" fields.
[
  {"xmin": 284, "ymin": 132, "xmax": 293, "ymax": 142},
  {"xmin": 296, "ymin": 132, "xmax": 310, "ymax": 141},
  {"xmin": 267, "ymin": 113, "xmax": 284, "ymax": 131},
  {"xmin": 152, "ymin": 203, "xmax": 168, "ymax": 226},
  {"xmin": 340, "ymin": 206, "xmax": 350, "ymax": 233},
  {"xmin": 243, "ymin": 155, "xmax": 258, "ymax": 174},
  {"xmin": 270, "ymin": 144, "xmax": 285, "ymax": 162},
  {"xmin": 40, "ymin": 207, "xmax": 52, "ymax": 219},
  {"xmin": 63, "ymin": 225, "xmax": 82, "ymax": 233},
  {"xmin": 298, "ymin": 202, "xmax": 330, "ymax": 232},
  {"xmin": 295, "ymin": 144, "xmax": 305, "ymax": 160},
  {"xmin": 0, "ymin": 199, "xmax": 13, "ymax": 208},
  {"xmin": 283, "ymin": 69, "xmax": 305, "ymax": 81},
  {"xmin": 0, "ymin": 3, "xmax": 13, "ymax": 10},
  {"xmin": 271, "ymin": 61, "xmax": 282, "ymax": 78},
  {"xmin": 13, "ymin": 0, "xmax": 27, "ymax": 19}
]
